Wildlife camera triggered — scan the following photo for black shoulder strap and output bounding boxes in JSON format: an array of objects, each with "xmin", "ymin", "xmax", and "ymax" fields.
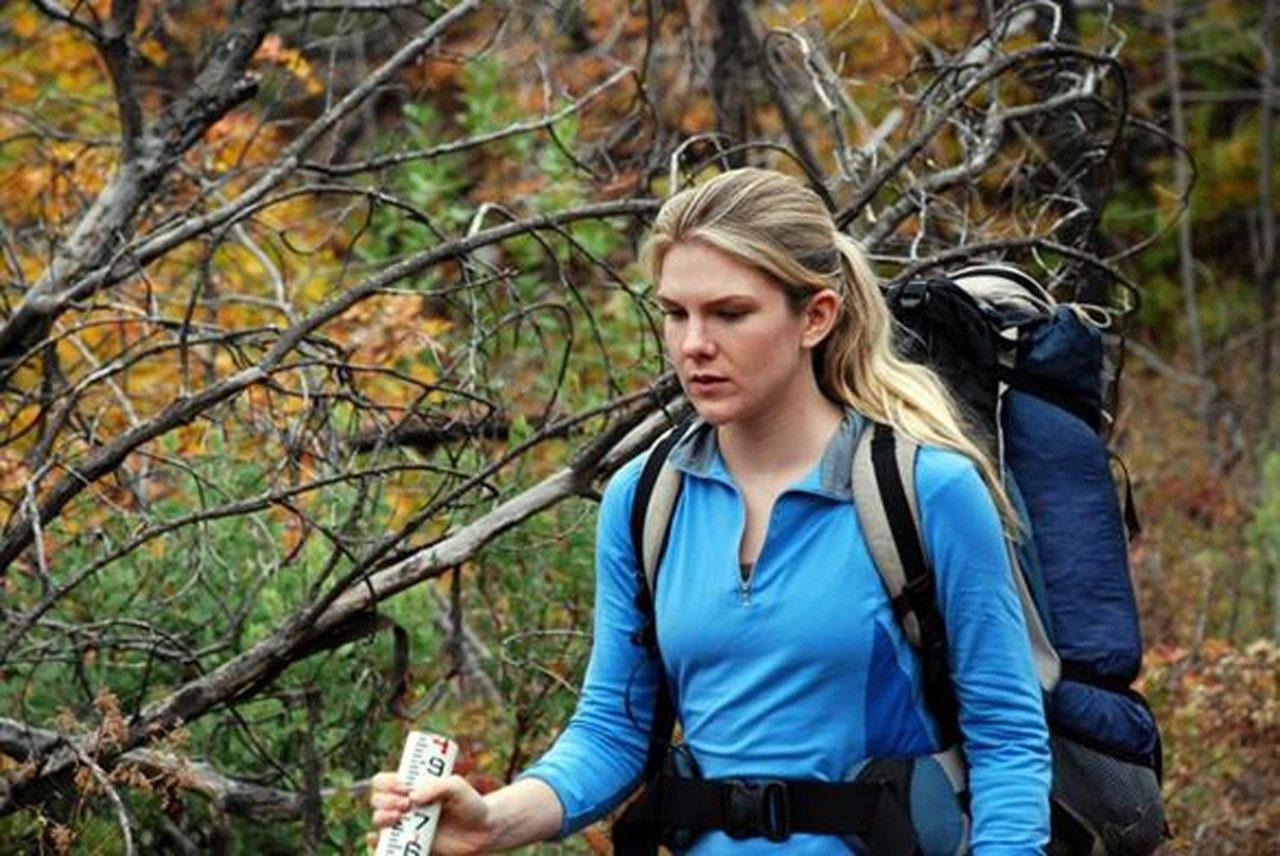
[
  {"xmin": 867, "ymin": 423, "xmax": 963, "ymax": 749},
  {"xmin": 614, "ymin": 421, "xmax": 691, "ymax": 856},
  {"xmin": 628, "ymin": 420, "xmax": 691, "ymax": 653}
]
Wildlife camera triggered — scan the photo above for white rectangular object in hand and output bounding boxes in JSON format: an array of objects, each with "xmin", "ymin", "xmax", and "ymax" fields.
[{"xmin": 376, "ymin": 731, "xmax": 458, "ymax": 856}]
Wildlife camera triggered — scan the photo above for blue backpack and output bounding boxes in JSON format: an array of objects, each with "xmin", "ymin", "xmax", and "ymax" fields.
[
  {"xmin": 613, "ymin": 266, "xmax": 1168, "ymax": 855},
  {"xmin": 883, "ymin": 266, "xmax": 1167, "ymax": 854}
]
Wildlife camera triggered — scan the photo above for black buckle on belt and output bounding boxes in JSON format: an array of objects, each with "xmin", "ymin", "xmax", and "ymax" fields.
[{"xmin": 722, "ymin": 779, "xmax": 790, "ymax": 842}]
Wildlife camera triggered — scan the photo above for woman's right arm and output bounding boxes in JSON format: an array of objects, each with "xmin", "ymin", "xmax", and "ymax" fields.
[
  {"xmin": 369, "ymin": 774, "xmax": 562, "ymax": 854},
  {"xmin": 512, "ymin": 457, "xmax": 662, "ymax": 833},
  {"xmin": 369, "ymin": 458, "xmax": 661, "ymax": 850}
]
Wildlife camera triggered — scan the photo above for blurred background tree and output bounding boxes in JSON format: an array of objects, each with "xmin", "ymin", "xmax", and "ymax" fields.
[{"xmin": 0, "ymin": 0, "xmax": 1274, "ymax": 852}]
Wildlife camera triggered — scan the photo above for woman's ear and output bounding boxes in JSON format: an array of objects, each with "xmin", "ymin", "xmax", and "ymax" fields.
[{"xmin": 801, "ymin": 288, "xmax": 841, "ymax": 349}]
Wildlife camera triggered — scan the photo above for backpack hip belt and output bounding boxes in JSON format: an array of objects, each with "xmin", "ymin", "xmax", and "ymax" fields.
[{"xmin": 613, "ymin": 774, "xmax": 922, "ymax": 856}]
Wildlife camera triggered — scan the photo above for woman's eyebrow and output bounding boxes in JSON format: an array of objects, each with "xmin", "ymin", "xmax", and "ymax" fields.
[
  {"xmin": 707, "ymin": 295, "xmax": 755, "ymax": 306},
  {"xmin": 655, "ymin": 293, "xmax": 755, "ymax": 308}
]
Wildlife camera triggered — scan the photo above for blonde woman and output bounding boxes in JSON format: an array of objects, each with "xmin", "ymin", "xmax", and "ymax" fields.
[{"xmin": 370, "ymin": 168, "xmax": 1050, "ymax": 854}]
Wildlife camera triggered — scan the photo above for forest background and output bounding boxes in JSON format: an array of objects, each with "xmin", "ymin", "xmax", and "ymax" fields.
[{"xmin": 0, "ymin": 0, "xmax": 1275, "ymax": 853}]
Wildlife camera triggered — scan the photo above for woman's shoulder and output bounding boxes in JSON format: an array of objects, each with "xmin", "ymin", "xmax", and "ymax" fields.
[
  {"xmin": 913, "ymin": 443, "xmax": 980, "ymax": 483},
  {"xmin": 601, "ymin": 420, "xmax": 705, "ymax": 507},
  {"xmin": 599, "ymin": 432, "xmax": 682, "ymax": 521},
  {"xmin": 602, "ymin": 453, "xmax": 646, "ymax": 505},
  {"xmin": 911, "ymin": 444, "xmax": 989, "ymax": 508},
  {"xmin": 910, "ymin": 446, "xmax": 1008, "ymax": 581},
  {"xmin": 595, "ymin": 438, "xmax": 684, "ymax": 561}
]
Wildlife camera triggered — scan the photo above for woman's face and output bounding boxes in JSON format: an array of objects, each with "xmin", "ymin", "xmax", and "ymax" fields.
[{"xmin": 656, "ymin": 241, "xmax": 836, "ymax": 427}]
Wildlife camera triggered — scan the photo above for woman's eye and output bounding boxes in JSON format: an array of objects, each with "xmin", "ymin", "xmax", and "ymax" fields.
[
  {"xmin": 716, "ymin": 309, "xmax": 747, "ymax": 320},
  {"xmin": 662, "ymin": 308, "xmax": 687, "ymax": 320}
]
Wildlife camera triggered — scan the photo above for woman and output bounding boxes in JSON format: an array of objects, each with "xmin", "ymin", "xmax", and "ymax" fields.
[{"xmin": 369, "ymin": 168, "xmax": 1050, "ymax": 853}]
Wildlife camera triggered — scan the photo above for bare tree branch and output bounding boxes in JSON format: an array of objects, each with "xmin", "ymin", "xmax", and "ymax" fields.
[
  {"xmin": 0, "ymin": 0, "xmax": 481, "ymax": 370},
  {"xmin": 0, "ymin": 717, "xmax": 372, "ymax": 823},
  {"xmin": 302, "ymin": 66, "xmax": 637, "ymax": 178},
  {"xmin": 0, "ymin": 0, "xmax": 278, "ymax": 369},
  {"xmin": 733, "ymin": 2, "xmax": 827, "ymax": 191},
  {"xmin": 0, "ymin": 197, "xmax": 659, "ymax": 577},
  {"xmin": 0, "ymin": 399, "xmax": 683, "ymax": 816},
  {"xmin": 100, "ymin": 0, "xmax": 145, "ymax": 163},
  {"xmin": 29, "ymin": 0, "xmax": 100, "ymax": 38},
  {"xmin": 836, "ymin": 43, "xmax": 1124, "ymax": 230},
  {"xmin": 280, "ymin": 0, "xmax": 424, "ymax": 12},
  {"xmin": 1161, "ymin": 0, "xmax": 1211, "ymax": 449}
]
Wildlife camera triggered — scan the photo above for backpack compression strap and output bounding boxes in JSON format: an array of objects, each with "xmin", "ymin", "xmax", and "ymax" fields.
[{"xmin": 852, "ymin": 422, "xmax": 963, "ymax": 748}]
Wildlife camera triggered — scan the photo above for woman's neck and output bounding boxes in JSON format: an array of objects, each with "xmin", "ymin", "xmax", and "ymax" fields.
[{"xmin": 716, "ymin": 383, "xmax": 844, "ymax": 484}]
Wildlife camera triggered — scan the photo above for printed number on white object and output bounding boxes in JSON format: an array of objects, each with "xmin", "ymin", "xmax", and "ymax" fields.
[{"xmin": 376, "ymin": 732, "xmax": 458, "ymax": 856}]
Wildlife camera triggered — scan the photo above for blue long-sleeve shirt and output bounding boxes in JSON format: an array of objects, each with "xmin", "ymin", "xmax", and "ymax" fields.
[{"xmin": 521, "ymin": 411, "xmax": 1050, "ymax": 853}]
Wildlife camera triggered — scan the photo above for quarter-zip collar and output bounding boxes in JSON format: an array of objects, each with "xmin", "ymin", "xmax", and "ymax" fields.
[{"xmin": 666, "ymin": 407, "xmax": 867, "ymax": 500}]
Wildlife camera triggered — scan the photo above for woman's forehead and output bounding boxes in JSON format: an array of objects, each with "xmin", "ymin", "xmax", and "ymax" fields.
[{"xmin": 656, "ymin": 242, "xmax": 780, "ymax": 301}]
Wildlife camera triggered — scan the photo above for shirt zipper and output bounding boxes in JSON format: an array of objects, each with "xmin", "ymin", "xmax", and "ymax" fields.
[
  {"xmin": 735, "ymin": 492, "xmax": 786, "ymax": 606},
  {"xmin": 731, "ymin": 483, "xmax": 756, "ymax": 606},
  {"xmin": 738, "ymin": 566, "xmax": 753, "ymax": 605}
]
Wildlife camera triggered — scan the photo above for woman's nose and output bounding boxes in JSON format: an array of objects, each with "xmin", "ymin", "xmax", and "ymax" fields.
[{"xmin": 678, "ymin": 318, "xmax": 715, "ymax": 359}]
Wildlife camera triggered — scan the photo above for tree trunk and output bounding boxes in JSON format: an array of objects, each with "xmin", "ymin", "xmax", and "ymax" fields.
[
  {"xmin": 712, "ymin": 0, "xmax": 752, "ymax": 161},
  {"xmin": 1257, "ymin": 0, "xmax": 1277, "ymax": 443},
  {"xmin": 1021, "ymin": 1, "xmax": 1113, "ymax": 307},
  {"xmin": 1163, "ymin": 0, "xmax": 1212, "ymax": 451}
]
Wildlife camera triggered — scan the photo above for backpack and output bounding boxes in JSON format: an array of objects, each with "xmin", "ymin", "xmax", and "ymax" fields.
[{"xmin": 612, "ymin": 266, "xmax": 1168, "ymax": 855}]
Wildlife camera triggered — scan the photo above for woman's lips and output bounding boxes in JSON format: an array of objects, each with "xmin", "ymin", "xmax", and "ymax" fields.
[{"xmin": 688, "ymin": 374, "xmax": 729, "ymax": 395}]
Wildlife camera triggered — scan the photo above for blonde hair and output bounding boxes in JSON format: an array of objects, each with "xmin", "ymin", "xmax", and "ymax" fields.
[{"xmin": 642, "ymin": 167, "xmax": 1019, "ymax": 532}]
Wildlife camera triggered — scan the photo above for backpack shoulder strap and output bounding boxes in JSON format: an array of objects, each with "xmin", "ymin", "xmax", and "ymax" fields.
[
  {"xmin": 852, "ymin": 422, "xmax": 923, "ymax": 645},
  {"xmin": 629, "ymin": 419, "xmax": 693, "ymax": 643},
  {"xmin": 624, "ymin": 417, "xmax": 694, "ymax": 825},
  {"xmin": 852, "ymin": 421, "xmax": 962, "ymax": 748}
]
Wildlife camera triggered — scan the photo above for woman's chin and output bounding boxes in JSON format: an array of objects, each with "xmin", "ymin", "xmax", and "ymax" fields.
[
  {"xmin": 688, "ymin": 400, "xmax": 730, "ymax": 425},
  {"xmin": 687, "ymin": 398, "xmax": 748, "ymax": 426}
]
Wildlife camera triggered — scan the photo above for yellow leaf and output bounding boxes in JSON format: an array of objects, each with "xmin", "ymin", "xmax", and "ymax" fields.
[
  {"xmin": 138, "ymin": 37, "xmax": 168, "ymax": 66},
  {"xmin": 0, "ymin": 453, "xmax": 29, "ymax": 491},
  {"xmin": 423, "ymin": 317, "xmax": 452, "ymax": 338},
  {"xmin": 11, "ymin": 8, "xmax": 39, "ymax": 38},
  {"xmin": 408, "ymin": 359, "xmax": 437, "ymax": 386}
]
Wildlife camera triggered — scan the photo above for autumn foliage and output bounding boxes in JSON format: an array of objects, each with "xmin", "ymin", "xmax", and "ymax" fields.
[{"xmin": 0, "ymin": 0, "xmax": 1276, "ymax": 852}]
